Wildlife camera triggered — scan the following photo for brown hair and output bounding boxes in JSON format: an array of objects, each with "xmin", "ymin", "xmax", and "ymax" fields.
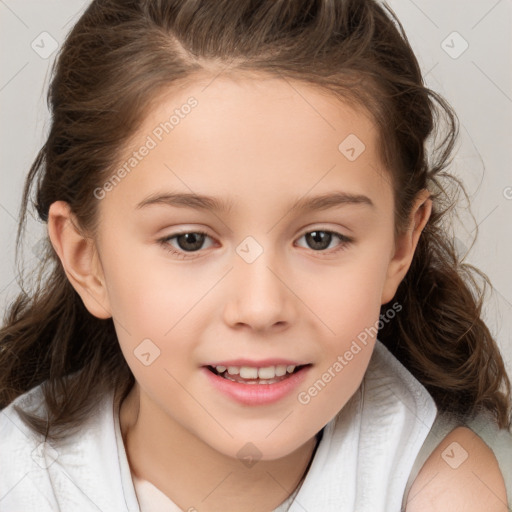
[{"xmin": 1, "ymin": 0, "xmax": 510, "ymax": 441}]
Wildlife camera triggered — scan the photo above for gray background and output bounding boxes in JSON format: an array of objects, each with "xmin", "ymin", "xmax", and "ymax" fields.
[{"xmin": 1, "ymin": 1, "xmax": 511, "ymax": 381}]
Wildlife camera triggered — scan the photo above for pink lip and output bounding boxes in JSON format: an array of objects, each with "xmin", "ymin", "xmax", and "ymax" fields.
[
  {"xmin": 204, "ymin": 358, "xmax": 305, "ymax": 367},
  {"xmin": 202, "ymin": 365, "xmax": 311, "ymax": 406}
]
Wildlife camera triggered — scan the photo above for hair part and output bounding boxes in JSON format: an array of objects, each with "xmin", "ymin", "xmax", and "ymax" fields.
[{"xmin": 1, "ymin": 0, "xmax": 510, "ymax": 440}]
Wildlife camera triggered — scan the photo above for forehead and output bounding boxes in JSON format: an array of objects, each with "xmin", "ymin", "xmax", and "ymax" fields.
[{"xmin": 104, "ymin": 74, "xmax": 392, "ymax": 216}]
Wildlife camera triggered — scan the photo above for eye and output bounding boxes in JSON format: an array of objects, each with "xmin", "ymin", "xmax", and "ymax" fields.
[
  {"xmin": 295, "ymin": 229, "xmax": 353, "ymax": 254},
  {"xmin": 157, "ymin": 228, "xmax": 354, "ymax": 260},
  {"xmin": 158, "ymin": 230, "xmax": 214, "ymax": 259}
]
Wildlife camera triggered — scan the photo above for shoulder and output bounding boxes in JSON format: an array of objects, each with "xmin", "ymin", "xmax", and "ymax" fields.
[
  {"xmin": 0, "ymin": 386, "xmax": 49, "ymax": 501},
  {"xmin": 0, "ymin": 385, "xmax": 45, "ymax": 451},
  {"xmin": 405, "ymin": 426, "xmax": 508, "ymax": 512},
  {"xmin": 0, "ymin": 383, "xmax": 122, "ymax": 511}
]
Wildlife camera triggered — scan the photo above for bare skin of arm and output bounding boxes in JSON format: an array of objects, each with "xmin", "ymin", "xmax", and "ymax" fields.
[{"xmin": 405, "ymin": 426, "xmax": 508, "ymax": 512}]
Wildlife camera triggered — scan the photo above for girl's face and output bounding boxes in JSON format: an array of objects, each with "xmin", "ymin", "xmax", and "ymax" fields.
[{"xmin": 87, "ymin": 75, "xmax": 423, "ymax": 460}]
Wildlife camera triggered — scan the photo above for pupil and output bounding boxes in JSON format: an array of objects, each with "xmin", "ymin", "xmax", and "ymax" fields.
[
  {"xmin": 178, "ymin": 233, "xmax": 205, "ymax": 251},
  {"xmin": 306, "ymin": 231, "xmax": 331, "ymax": 250}
]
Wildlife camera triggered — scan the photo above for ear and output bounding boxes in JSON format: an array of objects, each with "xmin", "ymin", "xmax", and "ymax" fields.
[
  {"xmin": 47, "ymin": 201, "xmax": 112, "ymax": 319},
  {"xmin": 381, "ymin": 189, "xmax": 432, "ymax": 305}
]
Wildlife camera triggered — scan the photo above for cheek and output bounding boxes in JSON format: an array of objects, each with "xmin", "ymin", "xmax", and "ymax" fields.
[
  {"xmin": 296, "ymin": 262, "xmax": 386, "ymax": 419},
  {"xmin": 103, "ymin": 255, "xmax": 214, "ymax": 374},
  {"xmin": 295, "ymin": 330, "xmax": 376, "ymax": 431},
  {"xmin": 301, "ymin": 253, "xmax": 389, "ymax": 334},
  {"xmin": 103, "ymin": 245, "xmax": 205, "ymax": 331}
]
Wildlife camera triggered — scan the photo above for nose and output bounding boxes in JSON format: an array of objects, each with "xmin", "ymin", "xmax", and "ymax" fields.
[{"xmin": 222, "ymin": 246, "xmax": 295, "ymax": 333}]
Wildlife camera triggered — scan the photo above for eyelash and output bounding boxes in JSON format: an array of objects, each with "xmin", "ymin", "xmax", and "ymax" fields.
[{"xmin": 157, "ymin": 228, "xmax": 354, "ymax": 260}]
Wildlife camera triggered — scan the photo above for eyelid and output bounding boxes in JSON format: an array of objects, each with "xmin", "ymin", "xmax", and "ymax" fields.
[
  {"xmin": 294, "ymin": 227, "xmax": 354, "ymax": 257},
  {"xmin": 157, "ymin": 224, "xmax": 354, "ymax": 260}
]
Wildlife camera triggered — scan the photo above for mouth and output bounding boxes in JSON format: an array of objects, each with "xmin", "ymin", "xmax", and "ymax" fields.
[
  {"xmin": 202, "ymin": 362, "xmax": 313, "ymax": 405},
  {"xmin": 205, "ymin": 364, "xmax": 311, "ymax": 385}
]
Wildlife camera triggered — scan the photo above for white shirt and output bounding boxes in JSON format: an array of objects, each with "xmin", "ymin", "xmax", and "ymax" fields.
[{"xmin": 1, "ymin": 339, "xmax": 510, "ymax": 511}]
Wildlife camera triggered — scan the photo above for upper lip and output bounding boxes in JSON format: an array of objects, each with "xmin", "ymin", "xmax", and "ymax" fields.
[{"xmin": 204, "ymin": 358, "xmax": 309, "ymax": 368}]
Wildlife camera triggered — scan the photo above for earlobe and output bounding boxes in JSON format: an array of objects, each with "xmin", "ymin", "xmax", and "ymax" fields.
[
  {"xmin": 381, "ymin": 189, "xmax": 432, "ymax": 305},
  {"xmin": 47, "ymin": 201, "xmax": 112, "ymax": 319}
]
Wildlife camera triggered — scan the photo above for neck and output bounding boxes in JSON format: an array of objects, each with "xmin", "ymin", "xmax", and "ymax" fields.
[{"xmin": 119, "ymin": 383, "xmax": 320, "ymax": 512}]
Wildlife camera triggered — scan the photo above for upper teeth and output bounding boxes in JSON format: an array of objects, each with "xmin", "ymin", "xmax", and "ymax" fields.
[{"xmin": 215, "ymin": 365, "xmax": 297, "ymax": 379}]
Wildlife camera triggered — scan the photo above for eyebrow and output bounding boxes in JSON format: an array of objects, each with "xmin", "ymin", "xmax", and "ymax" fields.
[{"xmin": 135, "ymin": 191, "xmax": 375, "ymax": 213}]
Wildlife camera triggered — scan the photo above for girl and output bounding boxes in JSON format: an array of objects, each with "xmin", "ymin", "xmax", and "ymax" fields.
[{"xmin": 1, "ymin": 0, "xmax": 511, "ymax": 511}]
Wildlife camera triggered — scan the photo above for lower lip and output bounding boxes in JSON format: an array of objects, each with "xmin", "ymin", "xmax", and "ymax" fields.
[{"xmin": 202, "ymin": 366, "xmax": 311, "ymax": 406}]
